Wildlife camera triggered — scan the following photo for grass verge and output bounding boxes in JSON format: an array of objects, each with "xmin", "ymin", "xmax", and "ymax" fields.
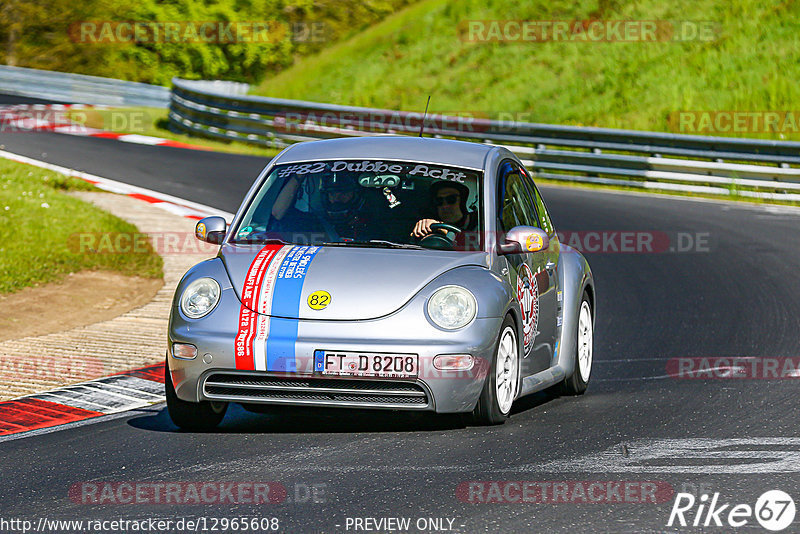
[
  {"xmin": 0, "ymin": 158, "xmax": 163, "ymax": 294},
  {"xmin": 252, "ymin": 0, "xmax": 800, "ymax": 142}
]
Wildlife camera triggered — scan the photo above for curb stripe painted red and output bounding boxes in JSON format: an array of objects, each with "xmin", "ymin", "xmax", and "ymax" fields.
[
  {"xmin": 0, "ymin": 149, "xmax": 234, "ymax": 222},
  {"xmin": 0, "ymin": 399, "xmax": 103, "ymax": 435},
  {"xmin": 0, "ymin": 104, "xmax": 211, "ymax": 151},
  {"xmin": 0, "ymin": 363, "xmax": 166, "ymax": 437}
]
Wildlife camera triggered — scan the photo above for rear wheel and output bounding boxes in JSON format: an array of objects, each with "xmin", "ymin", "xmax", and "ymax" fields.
[
  {"xmin": 560, "ymin": 292, "xmax": 593, "ymax": 395},
  {"xmin": 472, "ymin": 315, "xmax": 518, "ymax": 425},
  {"xmin": 165, "ymin": 364, "xmax": 227, "ymax": 431}
]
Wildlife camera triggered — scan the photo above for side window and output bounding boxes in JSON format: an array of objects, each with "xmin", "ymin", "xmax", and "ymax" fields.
[
  {"xmin": 520, "ymin": 168, "xmax": 555, "ymax": 236},
  {"xmin": 496, "ymin": 160, "xmax": 538, "ymax": 232}
]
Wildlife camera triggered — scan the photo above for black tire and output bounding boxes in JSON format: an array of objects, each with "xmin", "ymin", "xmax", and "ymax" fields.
[
  {"xmin": 560, "ymin": 292, "xmax": 593, "ymax": 395},
  {"xmin": 472, "ymin": 315, "xmax": 519, "ymax": 425},
  {"xmin": 165, "ymin": 364, "xmax": 227, "ymax": 431}
]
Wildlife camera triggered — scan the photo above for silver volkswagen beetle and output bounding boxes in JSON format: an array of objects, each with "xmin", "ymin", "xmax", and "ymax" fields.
[{"xmin": 166, "ymin": 137, "xmax": 595, "ymax": 430}]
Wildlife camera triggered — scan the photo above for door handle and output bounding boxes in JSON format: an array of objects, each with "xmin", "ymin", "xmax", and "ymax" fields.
[{"xmin": 545, "ymin": 261, "xmax": 556, "ymax": 272}]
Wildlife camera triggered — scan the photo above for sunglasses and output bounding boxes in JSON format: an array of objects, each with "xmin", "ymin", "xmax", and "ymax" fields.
[{"xmin": 435, "ymin": 194, "xmax": 460, "ymax": 206}]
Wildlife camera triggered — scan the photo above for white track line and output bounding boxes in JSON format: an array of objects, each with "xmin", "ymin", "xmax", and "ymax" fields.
[{"xmin": 0, "ymin": 149, "xmax": 234, "ymax": 221}]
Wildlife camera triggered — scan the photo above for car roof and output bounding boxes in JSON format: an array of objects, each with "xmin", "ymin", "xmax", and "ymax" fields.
[{"xmin": 273, "ymin": 136, "xmax": 495, "ymax": 170}]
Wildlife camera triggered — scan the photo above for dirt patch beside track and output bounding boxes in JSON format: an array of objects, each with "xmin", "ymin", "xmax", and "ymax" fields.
[
  {"xmin": 0, "ymin": 191, "xmax": 216, "ymax": 400},
  {"xmin": 0, "ymin": 271, "xmax": 163, "ymax": 342}
]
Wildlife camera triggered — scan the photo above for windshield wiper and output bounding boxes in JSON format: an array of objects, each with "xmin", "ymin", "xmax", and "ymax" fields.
[
  {"xmin": 231, "ymin": 234, "xmax": 290, "ymax": 245},
  {"xmin": 321, "ymin": 240, "xmax": 423, "ymax": 250}
]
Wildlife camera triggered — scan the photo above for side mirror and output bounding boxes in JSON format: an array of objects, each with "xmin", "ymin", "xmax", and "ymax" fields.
[
  {"xmin": 498, "ymin": 226, "xmax": 549, "ymax": 255},
  {"xmin": 195, "ymin": 216, "xmax": 227, "ymax": 244}
]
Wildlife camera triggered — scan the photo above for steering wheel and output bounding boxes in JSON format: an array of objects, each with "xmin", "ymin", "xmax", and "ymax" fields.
[{"xmin": 420, "ymin": 223, "xmax": 462, "ymax": 250}]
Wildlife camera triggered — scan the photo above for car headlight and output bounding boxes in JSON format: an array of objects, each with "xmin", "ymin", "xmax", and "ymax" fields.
[
  {"xmin": 180, "ymin": 278, "xmax": 221, "ymax": 319},
  {"xmin": 427, "ymin": 285, "xmax": 477, "ymax": 330}
]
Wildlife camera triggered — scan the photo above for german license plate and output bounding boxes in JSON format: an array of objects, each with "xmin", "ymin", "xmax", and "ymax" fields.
[{"xmin": 314, "ymin": 351, "xmax": 418, "ymax": 378}]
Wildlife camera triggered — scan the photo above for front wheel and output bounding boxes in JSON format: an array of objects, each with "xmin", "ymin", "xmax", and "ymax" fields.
[
  {"xmin": 472, "ymin": 315, "xmax": 519, "ymax": 425},
  {"xmin": 165, "ymin": 363, "xmax": 227, "ymax": 431},
  {"xmin": 560, "ymin": 292, "xmax": 593, "ymax": 395}
]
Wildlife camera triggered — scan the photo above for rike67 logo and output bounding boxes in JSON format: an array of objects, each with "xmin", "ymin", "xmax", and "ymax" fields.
[{"xmin": 668, "ymin": 490, "xmax": 796, "ymax": 531}]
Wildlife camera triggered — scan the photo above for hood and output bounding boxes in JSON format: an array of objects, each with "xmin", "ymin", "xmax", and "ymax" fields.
[{"xmin": 220, "ymin": 243, "xmax": 488, "ymax": 320}]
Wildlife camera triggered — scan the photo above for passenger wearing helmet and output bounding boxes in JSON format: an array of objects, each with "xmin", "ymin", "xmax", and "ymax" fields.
[
  {"xmin": 317, "ymin": 172, "xmax": 374, "ymax": 239},
  {"xmin": 411, "ymin": 180, "xmax": 478, "ymax": 238},
  {"xmin": 270, "ymin": 171, "xmax": 376, "ymax": 241}
]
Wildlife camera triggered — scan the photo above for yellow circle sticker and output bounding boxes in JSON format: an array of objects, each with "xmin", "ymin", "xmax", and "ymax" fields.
[
  {"xmin": 196, "ymin": 222, "xmax": 206, "ymax": 239},
  {"xmin": 526, "ymin": 234, "xmax": 543, "ymax": 251},
  {"xmin": 307, "ymin": 290, "xmax": 331, "ymax": 310}
]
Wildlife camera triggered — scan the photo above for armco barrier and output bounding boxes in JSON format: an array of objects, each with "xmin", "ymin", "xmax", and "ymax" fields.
[
  {"xmin": 0, "ymin": 65, "xmax": 171, "ymax": 107},
  {"xmin": 0, "ymin": 66, "xmax": 248, "ymax": 108},
  {"xmin": 168, "ymin": 78, "xmax": 800, "ymax": 202}
]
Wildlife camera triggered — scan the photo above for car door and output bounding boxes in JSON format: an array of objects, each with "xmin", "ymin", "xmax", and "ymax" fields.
[
  {"xmin": 519, "ymin": 166, "xmax": 561, "ymax": 369},
  {"xmin": 496, "ymin": 160, "xmax": 558, "ymax": 376}
]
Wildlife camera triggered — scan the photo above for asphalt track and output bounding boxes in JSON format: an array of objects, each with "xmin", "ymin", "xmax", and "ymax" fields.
[{"xmin": 2, "ymin": 111, "xmax": 800, "ymax": 532}]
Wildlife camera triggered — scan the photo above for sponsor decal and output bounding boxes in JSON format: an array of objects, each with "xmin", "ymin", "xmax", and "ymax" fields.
[
  {"xmin": 265, "ymin": 246, "xmax": 320, "ymax": 371},
  {"xmin": 234, "ymin": 245, "xmax": 320, "ymax": 371},
  {"xmin": 195, "ymin": 222, "xmax": 206, "ymax": 240},
  {"xmin": 525, "ymin": 233, "xmax": 543, "ymax": 251},
  {"xmin": 516, "ymin": 263, "xmax": 539, "ymax": 355},
  {"xmin": 307, "ymin": 290, "xmax": 331, "ymax": 310}
]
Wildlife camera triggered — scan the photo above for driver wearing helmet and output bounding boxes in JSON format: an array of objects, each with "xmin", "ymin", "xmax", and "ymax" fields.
[{"xmin": 412, "ymin": 180, "xmax": 478, "ymax": 238}]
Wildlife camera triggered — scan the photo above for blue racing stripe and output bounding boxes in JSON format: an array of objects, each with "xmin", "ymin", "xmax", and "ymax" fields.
[{"xmin": 266, "ymin": 246, "xmax": 320, "ymax": 372}]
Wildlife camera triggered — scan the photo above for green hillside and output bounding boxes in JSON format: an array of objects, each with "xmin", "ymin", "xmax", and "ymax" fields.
[{"xmin": 253, "ymin": 0, "xmax": 800, "ymax": 139}]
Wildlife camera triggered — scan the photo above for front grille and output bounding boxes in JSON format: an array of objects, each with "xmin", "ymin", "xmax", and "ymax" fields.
[{"xmin": 202, "ymin": 372, "xmax": 430, "ymax": 409}]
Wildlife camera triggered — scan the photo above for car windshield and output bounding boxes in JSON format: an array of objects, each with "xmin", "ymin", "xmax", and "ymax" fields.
[{"xmin": 232, "ymin": 159, "xmax": 484, "ymax": 251}]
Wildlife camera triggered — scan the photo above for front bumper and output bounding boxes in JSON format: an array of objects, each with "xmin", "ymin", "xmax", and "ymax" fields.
[{"xmin": 168, "ymin": 301, "xmax": 503, "ymax": 413}]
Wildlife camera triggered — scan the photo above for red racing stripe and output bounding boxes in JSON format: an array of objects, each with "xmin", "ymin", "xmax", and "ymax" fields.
[{"xmin": 234, "ymin": 245, "xmax": 283, "ymax": 370}]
